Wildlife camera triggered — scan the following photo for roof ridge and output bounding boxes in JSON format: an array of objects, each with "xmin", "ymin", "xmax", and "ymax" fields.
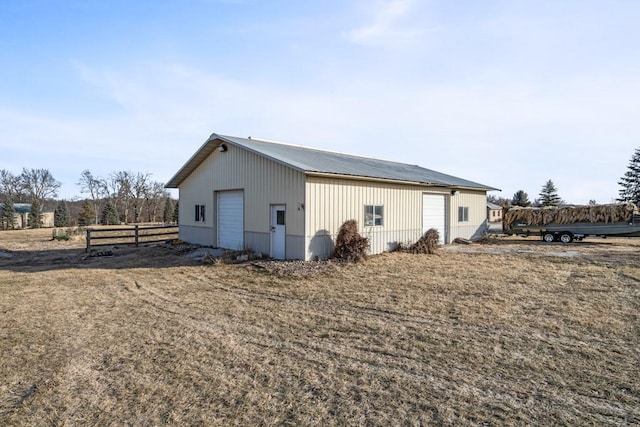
[
  {"xmin": 164, "ymin": 132, "xmax": 497, "ymax": 191},
  {"xmin": 232, "ymin": 135, "xmax": 420, "ymax": 168}
]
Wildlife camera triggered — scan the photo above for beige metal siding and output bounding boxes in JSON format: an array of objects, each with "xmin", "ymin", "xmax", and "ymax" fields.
[
  {"xmin": 305, "ymin": 176, "xmax": 488, "ymax": 259},
  {"xmin": 305, "ymin": 177, "xmax": 443, "ymax": 259},
  {"xmin": 449, "ymin": 190, "xmax": 488, "ymax": 241},
  {"xmin": 178, "ymin": 144, "xmax": 306, "ymax": 258}
]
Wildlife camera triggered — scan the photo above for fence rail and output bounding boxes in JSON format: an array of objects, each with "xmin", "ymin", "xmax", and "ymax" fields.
[{"xmin": 86, "ymin": 225, "xmax": 179, "ymax": 252}]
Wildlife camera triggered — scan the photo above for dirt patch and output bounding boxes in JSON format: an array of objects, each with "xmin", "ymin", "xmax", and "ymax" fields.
[{"xmin": 251, "ymin": 259, "xmax": 338, "ymax": 276}]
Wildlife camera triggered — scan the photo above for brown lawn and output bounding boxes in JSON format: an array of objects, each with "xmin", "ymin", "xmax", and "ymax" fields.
[{"xmin": 0, "ymin": 229, "xmax": 638, "ymax": 425}]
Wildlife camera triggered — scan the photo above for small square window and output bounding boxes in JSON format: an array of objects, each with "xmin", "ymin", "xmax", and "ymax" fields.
[
  {"xmin": 365, "ymin": 205, "xmax": 383, "ymax": 226},
  {"xmin": 195, "ymin": 204, "xmax": 205, "ymax": 222},
  {"xmin": 458, "ymin": 206, "xmax": 469, "ymax": 222},
  {"xmin": 276, "ymin": 210, "xmax": 285, "ymax": 225}
]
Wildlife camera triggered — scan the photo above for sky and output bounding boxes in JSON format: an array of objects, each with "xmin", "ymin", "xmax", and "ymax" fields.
[{"xmin": 1, "ymin": 0, "xmax": 639, "ymax": 203}]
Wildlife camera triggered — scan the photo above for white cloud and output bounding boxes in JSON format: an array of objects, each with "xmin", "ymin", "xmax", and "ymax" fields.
[
  {"xmin": 2, "ymin": 57, "xmax": 638, "ymax": 204},
  {"xmin": 345, "ymin": 0, "xmax": 437, "ymax": 49}
]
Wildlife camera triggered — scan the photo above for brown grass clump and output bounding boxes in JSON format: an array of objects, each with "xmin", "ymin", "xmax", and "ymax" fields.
[
  {"xmin": 332, "ymin": 219, "xmax": 369, "ymax": 262},
  {"xmin": 408, "ymin": 228, "xmax": 440, "ymax": 254}
]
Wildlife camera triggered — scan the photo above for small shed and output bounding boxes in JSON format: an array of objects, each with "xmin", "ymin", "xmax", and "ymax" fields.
[
  {"xmin": 166, "ymin": 133, "xmax": 497, "ymax": 260},
  {"xmin": 487, "ymin": 202, "xmax": 503, "ymax": 223},
  {"xmin": 0, "ymin": 203, "xmax": 54, "ymax": 228}
]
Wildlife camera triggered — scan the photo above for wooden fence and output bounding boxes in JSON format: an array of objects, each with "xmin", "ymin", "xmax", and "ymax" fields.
[{"xmin": 86, "ymin": 225, "xmax": 179, "ymax": 252}]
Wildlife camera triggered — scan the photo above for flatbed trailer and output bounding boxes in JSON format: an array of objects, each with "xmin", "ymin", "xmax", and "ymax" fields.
[
  {"xmin": 505, "ymin": 216, "xmax": 640, "ymax": 243},
  {"xmin": 502, "ymin": 204, "xmax": 640, "ymax": 243}
]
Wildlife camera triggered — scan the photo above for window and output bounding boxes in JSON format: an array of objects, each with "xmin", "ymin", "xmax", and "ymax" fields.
[
  {"xmin": 195, "ymin": 204, "xmax": 205, "ymax": 222},
  {"xmin": 276, "ymin": 210, "xmax": 285, "ymax": 225},
  {"xmin": 364, "ymin": 205, "xmax": 383, "ymax": 226},
  {"xmin": 458, "ymin": 206, "xmax": 469, "ymax": 222}
]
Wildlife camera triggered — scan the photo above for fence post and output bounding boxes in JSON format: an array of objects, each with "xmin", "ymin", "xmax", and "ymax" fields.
[
  {"xmin": 86, "ymin": 229, "xmax": 91, "ymax": 252},
  {"xmin": 135, "ymin": 225, "xmax": 139, "ymax": 247}
]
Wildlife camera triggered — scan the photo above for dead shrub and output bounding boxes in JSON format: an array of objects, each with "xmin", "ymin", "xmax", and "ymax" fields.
[
  {"xmin": 410, "ymin": 228, "xmax": 440, "ymax": 254},
  {"xmin": 332, "ymin": 219, "xmax": 369, "ymax": 263}
]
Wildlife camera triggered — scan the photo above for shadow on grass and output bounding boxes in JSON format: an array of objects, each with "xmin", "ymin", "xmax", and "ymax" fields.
[{"xmin": 0, "ymin": 245, "xmax": 199, "ymax": 272}]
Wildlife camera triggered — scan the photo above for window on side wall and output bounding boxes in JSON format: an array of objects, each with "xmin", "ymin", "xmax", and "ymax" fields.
[
  {"xmin": 364, "ymin": 205, "xmax": 383, "ymax": 226},
  {"xmin": 195, "ymin": 204, "xmax": 205, "ymax": 222},
  {"xmin": 458, "ymin": 206, "xmax": 469, "ymax": 222}
]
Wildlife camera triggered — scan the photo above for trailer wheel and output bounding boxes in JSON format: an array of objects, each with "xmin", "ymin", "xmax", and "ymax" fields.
[
  {"xmin": 559, "ymin": 232, "xmax": 573, "ymax": 243},
  {"xmin": 542, "ymin": 232, "xmax": 555, "ymax": 243}
]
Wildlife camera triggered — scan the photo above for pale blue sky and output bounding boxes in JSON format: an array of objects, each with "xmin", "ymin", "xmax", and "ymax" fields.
[{"xmin": 1, "ymin": 0, "xmax": 639, "ymax": 203}]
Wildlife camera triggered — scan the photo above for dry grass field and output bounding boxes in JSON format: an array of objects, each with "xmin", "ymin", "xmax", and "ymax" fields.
[{"xmin": 1, "ymin": 229, "xmax": 639, "ymax": 426}]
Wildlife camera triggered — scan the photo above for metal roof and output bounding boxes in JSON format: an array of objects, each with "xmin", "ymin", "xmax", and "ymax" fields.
[
  {"xmin": 0, "ymin": 203, "xmax": 32, "ymax": 214},
  {"xmin": 166, "ymin": 133, "xmax": 498, "ymax": 191}
]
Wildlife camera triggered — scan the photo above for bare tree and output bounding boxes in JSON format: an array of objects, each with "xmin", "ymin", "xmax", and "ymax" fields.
[
  {"xmin": 20, "ymin": 168, "xmax": 61, "ymax": 205},
  {"xmin": 78, "ymin": 170, "xmax": 107, "ymax": 225},
  {"xmin": 109, "ymin": 171, "xmax": 151, "ymax": 223},
  {"xmin": 104, "ymin": 174, "xmax": 122, "ymax": 219},
  {"xmin": 110, "ymin": 171, "xmax": 133, "ymax": 223},
  {"xmin": 145, "ymin": 181, "xmax": 169, "ymax": 223},
  {"xmin": 130, "ymin": 172, "xmax": 151, "ymax": 223},
  {"xmin": 0, "ymin": 169, "xmax": 25, "ymax": 202}
]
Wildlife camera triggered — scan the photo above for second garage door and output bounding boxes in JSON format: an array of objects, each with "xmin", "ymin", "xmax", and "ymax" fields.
[
  {"xmin": 217, "ymin": 190, "xmax": 244, "ymax": 250},
  {"xmin": 422, "ymin": 193, "xmax": 446, "ymax": 243}
]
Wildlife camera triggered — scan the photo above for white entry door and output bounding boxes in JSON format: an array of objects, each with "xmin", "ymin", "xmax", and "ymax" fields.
[
  {"xmin": 270, "ymin": 205, "xmax": 286, "ymax": 259},
  {"xmin": 423, "ymin": 193, "xmax": 446, "ymax": 243},
  {"xmin": 217, "ymin": 190, "xmax": 244, "ymax": 250}
]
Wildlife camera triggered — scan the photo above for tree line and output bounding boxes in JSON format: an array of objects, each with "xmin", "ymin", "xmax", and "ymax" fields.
[
  {"xmin": 489, "ymin": 179, "xmax": 566, "ymax": 208},
  {"xmin": 489, "ymin": 147, "xmax": 640, "ymax": 209},
  {"xmin": 76, "ymin": 170, "xmax": 177, "ymax": 226},
  {"xmin": 0, "ymin": 168, "xmax": 178, "ymax": 229}
]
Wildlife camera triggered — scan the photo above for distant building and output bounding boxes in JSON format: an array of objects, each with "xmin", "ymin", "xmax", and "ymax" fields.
[
  {"xmin": 0, "ymin": 203, "xmax": 55, "ymax": 228},
  {"xmin": 487, "ymin": 202, "xmax": 503, "ymax": 223}
]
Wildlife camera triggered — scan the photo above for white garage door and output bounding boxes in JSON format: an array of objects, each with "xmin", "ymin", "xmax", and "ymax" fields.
[
  {"xmin": 423, "ymin": 193, "xmax": 446, "ymax": 243},
  {"xmin": 217, "ymin": 190, "xmax": 244, "ymax": 250}
]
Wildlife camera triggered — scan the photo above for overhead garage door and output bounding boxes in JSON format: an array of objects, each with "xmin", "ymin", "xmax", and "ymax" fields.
[
  {"xmin": 423, "ymin": 193, "xmax": 446, "ymax": 243},
  {"xmin": 217, "ymin": 190, "xmax": 244, "ymax": 250}
]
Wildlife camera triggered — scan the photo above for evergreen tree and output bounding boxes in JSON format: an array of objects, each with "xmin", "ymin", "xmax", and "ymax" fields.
[
  {"xmin": 172, "ymin": 200, "xmax": 179, "ymax": 223},
  {"xmin": 538, "ymin": 180, "xmax": 562, "ymax": 206},
  {"xmin": 28, "ymin": 200, "xmax": 43, "ymax": 228},
  {"xmin": 511, "ymin": 190, "xmax": 532, "ymax": 207},
  {"xmin": 162, "ymin": 197, "xmax": 174, "ymax": 224},
  {"xmin": 54, "ymin": 200, "xmax": 71, "ymax": 227},
  {"xmin": 0, "ymin": 198, "xmax": 16, "ymax": 230},
  {"xmin": 100, "ymin": 202, "xmax": 119, "ymax": 225},
  {"xmin": 78, "ymin": 200, "xmax": 96, "ymax": 226},
  {"xmin": 617, "ymin": 147, "xmax": 640, "ymax": 206}
]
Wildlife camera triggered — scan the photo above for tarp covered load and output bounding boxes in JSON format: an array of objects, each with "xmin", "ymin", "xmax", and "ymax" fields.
[{"xmin": 503, "ymin": 203, "xmax": 637, "ymax": 230}]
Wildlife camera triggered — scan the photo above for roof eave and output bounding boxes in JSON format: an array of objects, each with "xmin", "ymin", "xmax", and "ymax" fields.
[
  {"xmin": 165, "ymin": 133, "xmax": 308, "ymax": 189},
  {"xmin": 166, "ymin": 133, "xmax": 500, "ymax": 193},
  {"xmin": 166, "ymin": 133, "xmax": 236, "ymax": 188},
  {"xmin": 306, "ymin": 171, "xmax": 495, "ymax": 191}
]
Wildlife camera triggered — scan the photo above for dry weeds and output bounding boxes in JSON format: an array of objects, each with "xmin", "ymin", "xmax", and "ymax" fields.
[{"xmin": 1, "ymin": 229, "xmax": 639, "ymax": 425}]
